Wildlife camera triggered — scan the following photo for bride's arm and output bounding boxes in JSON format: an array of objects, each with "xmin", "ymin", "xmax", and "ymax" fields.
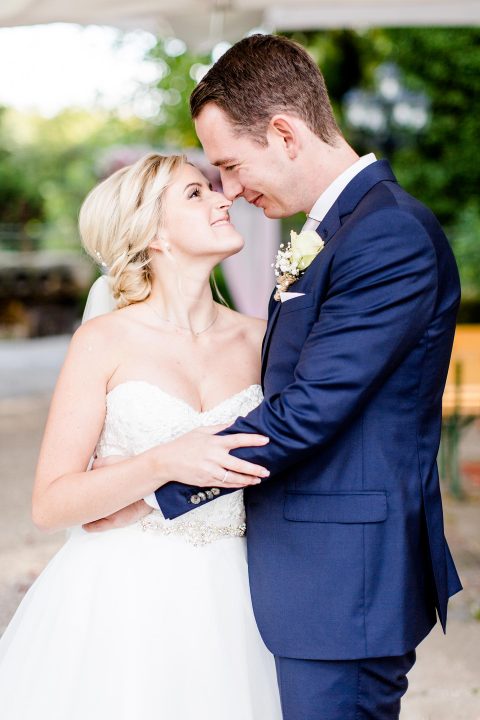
[
  {"xmin": 32, "ymin": 320, "xmax": 167, "ymax": 533},
  {"xmin": 32, "ymin": 319, "xmax": 268, "ymax": 533}
]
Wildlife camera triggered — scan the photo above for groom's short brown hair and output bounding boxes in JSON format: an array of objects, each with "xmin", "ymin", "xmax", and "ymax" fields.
[{"xmin": 190, "ymin": 34, "xmax": 340, "ymax": 146}]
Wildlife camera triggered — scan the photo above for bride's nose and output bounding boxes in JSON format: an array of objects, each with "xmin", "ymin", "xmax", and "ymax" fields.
[{"xmin": 214, "ymin": 192, "xmax": 232, "ymax": 210}]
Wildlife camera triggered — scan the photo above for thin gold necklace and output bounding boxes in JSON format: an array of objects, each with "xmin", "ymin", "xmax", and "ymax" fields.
[{"xmin": 146, "ymin": 301, "xmax": 219, "ymax": 336}]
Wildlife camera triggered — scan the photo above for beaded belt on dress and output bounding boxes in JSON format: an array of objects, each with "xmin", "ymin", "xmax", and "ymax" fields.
[{"xmin": 140, "ymin": 513, "xmax": 246, "ymax": 547}]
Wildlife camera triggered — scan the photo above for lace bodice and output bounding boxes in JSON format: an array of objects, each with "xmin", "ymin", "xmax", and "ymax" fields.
[{"xmin": 95, "ymin": 381, "xmax": 263, "ymax": 545}]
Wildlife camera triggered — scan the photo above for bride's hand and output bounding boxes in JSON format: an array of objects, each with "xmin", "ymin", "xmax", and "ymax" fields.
[{"xmin": 156, "ymin": 424, "xmax": 270, "ymax": 489}]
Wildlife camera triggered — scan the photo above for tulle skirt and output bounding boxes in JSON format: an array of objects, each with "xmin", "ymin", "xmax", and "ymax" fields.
[{"xmin": 0, "ymin": 524, "xmax": 282, "ymax": 719}]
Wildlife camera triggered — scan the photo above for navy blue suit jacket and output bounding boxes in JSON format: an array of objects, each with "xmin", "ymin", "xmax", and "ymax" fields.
[{"xmin": 155, "ymin": 160, "xmax": 462, "ymax": 660}]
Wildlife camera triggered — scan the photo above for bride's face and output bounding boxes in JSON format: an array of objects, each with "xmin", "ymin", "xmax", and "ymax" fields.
[{"xmin": 159, "ymin": 163, "xmax": 244, "ymax": 263}]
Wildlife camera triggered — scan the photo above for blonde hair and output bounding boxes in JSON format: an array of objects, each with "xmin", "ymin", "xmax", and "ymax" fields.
[{"xmin": 79, "ymin": 153, "xmax": 186, "ymax": 308}]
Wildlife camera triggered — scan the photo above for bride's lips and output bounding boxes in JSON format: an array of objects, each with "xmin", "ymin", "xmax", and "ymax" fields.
[
  {"xmin": 251, "ymin": 194, "xmax": 263, "ymax": 207},
  {"xmin": 211, "ymin": 214, "xmax": 231, "ymax": 227}
]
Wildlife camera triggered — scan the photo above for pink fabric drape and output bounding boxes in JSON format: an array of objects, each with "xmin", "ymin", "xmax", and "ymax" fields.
[{"xmin": 222, "ymin": 199, "xmax": 279, "ymax": 319}]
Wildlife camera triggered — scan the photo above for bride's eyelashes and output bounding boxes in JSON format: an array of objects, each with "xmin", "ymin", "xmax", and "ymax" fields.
[{"xmin": 187, "ymin": 181, "xmax": 214, "ymax": 200}]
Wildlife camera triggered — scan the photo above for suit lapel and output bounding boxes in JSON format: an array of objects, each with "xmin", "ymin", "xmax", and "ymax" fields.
[
  {"xmin": 261, "ymin": 294, "xmax": 282, "ymax": 383},
  {"xmin": 260, "ymin": 160, "xmax": 399, "ymax": 384},
  {"xmin": 315, "ymin": 160, "xmax": 397, "ymax": 244}
]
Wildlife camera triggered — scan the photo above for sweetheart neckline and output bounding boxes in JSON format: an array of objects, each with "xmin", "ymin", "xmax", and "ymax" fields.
[{"xmin": 106, "ymin": 380, "xmax": 262, "ymax": 416}]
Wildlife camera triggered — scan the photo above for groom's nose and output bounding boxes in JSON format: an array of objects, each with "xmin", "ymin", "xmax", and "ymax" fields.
[{"xmin": 220, "ymin": 171, "xmax": 244, "ymax": 201}]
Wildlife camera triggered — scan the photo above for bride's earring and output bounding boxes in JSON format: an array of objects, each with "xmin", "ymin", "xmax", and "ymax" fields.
[{"xmin": 149, "ymin": 235, "xmax": 170, "ymax": 254}]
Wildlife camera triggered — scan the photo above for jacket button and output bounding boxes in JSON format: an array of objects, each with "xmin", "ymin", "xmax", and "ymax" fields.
[
  {"xmin": 205, "ymin": 490, "xmax": 214, "ymax": 499},
  {"xmin": 197, "ymin": 491, "xmax": 207, "ymax": 501},
  {"xmin": 190, "ymin": 494, "xmax": 201, "ymax": 505},
  {"xmin": 211, "ymin": 488, "xmax": 221, "ymax": 496}
]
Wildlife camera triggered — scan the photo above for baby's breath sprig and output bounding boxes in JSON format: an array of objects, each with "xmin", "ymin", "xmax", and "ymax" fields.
[{"xmin": 272, "ymin": 230, "xmax": 325, "ymax": 301}]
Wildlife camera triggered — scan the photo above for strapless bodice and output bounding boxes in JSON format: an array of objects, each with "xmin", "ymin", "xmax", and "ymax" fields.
[{"xmin": 95, "ymin": 381, "xmax": 263, "ymax": 545}]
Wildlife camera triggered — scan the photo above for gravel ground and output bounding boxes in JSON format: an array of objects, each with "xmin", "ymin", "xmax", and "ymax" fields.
[
  {"xmin": 0, "ymin": 335, "xmax": 71, "ymax": 399},
  {"xmin": 0, "ymin": 336, "xmax": 479, "ymax": 719}
]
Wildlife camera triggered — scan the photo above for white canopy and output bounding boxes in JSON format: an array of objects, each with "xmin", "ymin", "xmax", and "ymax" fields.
[{"xmin": 1, "ymin": 1, "xmax": 478, "ymax": 50}]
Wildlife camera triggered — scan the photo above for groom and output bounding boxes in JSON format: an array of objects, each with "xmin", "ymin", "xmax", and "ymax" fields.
[
  {"xmin": 101, "ymin": 35, "xmax": 462, "ymax": 718},
  {"xmin": 151, "ymin": 35, "xmax": 462, "ymax": 719}
]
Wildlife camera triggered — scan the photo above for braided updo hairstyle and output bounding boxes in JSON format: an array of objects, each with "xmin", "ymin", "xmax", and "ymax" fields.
[{"xmin": 79, "ymin": 153, "xmax": 186, "ymax": 308}]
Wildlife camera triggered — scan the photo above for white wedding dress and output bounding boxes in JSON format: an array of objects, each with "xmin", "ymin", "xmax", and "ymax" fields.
[{"xmin": 0, "ymin": 380, "xmax": 282, "ymax": 720}]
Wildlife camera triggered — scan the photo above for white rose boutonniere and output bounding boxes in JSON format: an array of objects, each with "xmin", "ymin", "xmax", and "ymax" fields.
[{"xmin": 273, "ymin": 230, "xmax": 325, "ymax": 300}]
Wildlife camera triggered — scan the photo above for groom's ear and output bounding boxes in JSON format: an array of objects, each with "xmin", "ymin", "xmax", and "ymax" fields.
[{"xmin": 268, "ymin": 115, "xmax": 300, "ymax": 159}]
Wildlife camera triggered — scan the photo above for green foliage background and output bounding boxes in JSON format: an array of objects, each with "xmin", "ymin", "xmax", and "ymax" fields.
[{"xmin": 1, "ymin": 27, "xmax": 479, "ymax": 305}]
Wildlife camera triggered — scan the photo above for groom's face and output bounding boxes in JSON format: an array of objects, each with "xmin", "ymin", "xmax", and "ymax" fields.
[{"xmin": 195, "ymin": 103, "xmax": 298, "ymax": 219}]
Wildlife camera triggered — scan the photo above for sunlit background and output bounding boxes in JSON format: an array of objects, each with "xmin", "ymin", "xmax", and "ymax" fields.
[{"xmin": 0, "ymin": 4, "xmax": 479, "ymax": 718}]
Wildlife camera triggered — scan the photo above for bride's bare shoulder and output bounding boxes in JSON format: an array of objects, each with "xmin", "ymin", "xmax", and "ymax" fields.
[
  {"xmin": 70, "ymin": 307, "xmax": 133, "ymax": 351},
  {"xmin": 75, "ymin": 310, "xmax": 119, "ymax": 337},
  {"xmin": 219, "ymin": 305, "xmax": 266, "ymax": 346},
  {"xmin": 63, "ymin": 309, "xmax": 139, "ymax": 386}
]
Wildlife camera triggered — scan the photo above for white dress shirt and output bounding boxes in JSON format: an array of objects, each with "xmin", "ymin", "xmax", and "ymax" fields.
[
  {"xmin": 144, "ymin": 492, "xmax": 160, "ymax": 509},
  {"xmin": 145, "ymin": 153, "xmax": 377, "ymax": 511},
  {"xmin": 302, "ymin": 153, "xmax": 377, "ymax": 232}
]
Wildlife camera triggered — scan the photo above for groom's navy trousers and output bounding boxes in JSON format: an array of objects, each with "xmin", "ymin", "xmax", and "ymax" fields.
[
  {"xmin": 155, "ymin": 161, "xmax": 462, "ymax": 718},
  {"xmin": 274, "ymin": 651, "xmax": 416, "ymax": 719}
]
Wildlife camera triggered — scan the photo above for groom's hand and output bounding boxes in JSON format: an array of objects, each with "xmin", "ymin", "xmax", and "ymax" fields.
[
  {"xmin": 83, "ymin": 455, "xmax": 152, "ymax": 533},
  {"xmin": 83, "ymin": 499, "xmax": 152, "ymax": 533}
]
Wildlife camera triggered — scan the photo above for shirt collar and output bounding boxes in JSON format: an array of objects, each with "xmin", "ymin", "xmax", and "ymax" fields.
[{"xmin": 306, "ymin": 153, "xmax": 377, "ymax": 227}]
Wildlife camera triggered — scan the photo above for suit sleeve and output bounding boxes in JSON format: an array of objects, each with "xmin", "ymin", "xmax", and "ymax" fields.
[{"xmin": 155, "ymin": 209, "xmax": 438, "ymax": 518}]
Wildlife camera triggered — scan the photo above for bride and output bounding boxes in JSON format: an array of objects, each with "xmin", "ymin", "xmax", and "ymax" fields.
[{"xmin": 0, "ymin": 153, "xmax": 282, "ymax": 719}]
